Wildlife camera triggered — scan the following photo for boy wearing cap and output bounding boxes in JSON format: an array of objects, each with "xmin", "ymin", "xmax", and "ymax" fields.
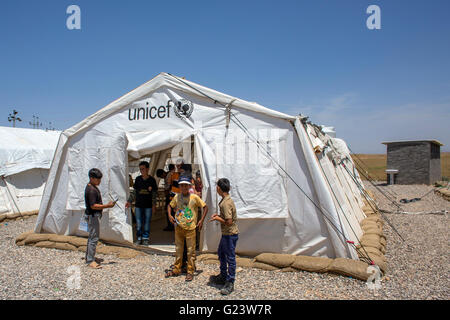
[{"xmin": 165, "ymin": 176, "xmax": 208, "ymax": 281}]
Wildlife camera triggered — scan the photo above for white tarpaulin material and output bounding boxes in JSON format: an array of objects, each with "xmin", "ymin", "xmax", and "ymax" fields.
[
  {"xmin": 0, "ymin": 127, "xmax": 60, "ymax": 217},
  {"xmin": 0, "ymin": 127, "xmax": 60, "ymax": 177},
  {"xmin": 34, "ymin": 72, "xmax": 366, "ymax": 258}
]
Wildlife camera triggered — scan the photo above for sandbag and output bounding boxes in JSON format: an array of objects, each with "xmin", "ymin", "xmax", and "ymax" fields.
[
  {"xmin": 361, "ymin": 219, "xmax": 379, "ymax": 226},
  {"xmin": 116, "ymin": 247, "xmax": 142, "ymax": 259},
  {"xmin": 16, "ymin": 240, "xmax": 26, "ymax": 246},
  {"xmin": 359, "ymin": 246, "xmax": 384, "ymax": 258},
  {"xmin": 280, "ymin": 267, "xmax": 297, "ymax": 273},
  {"xmin": 23, "ymin": 234, "xmax": 51, "ymax": 245},
  {"xmin": 362, "ymin": 206, "xmax": 376, "ymax": 214},
  {"xmin": 360, "ymin": 221, "xmax": 380, "ymax": 230},
  {"xmin": 236, "ymin": 257, "xmax": 254, "ymax": 268},
  {"xmin": 366, "ymin": 251, "xmax": 386, "ymax": 263},
  {"xmin": 34, "ymin": 241, "xmax": 57, "ymax": 248},
  {"xmin": 363, "ymin": 227, "xmax": 383, "ymax": 236},
  {"xmin": 328, "ymin": 258, "xmax": 370, "ymax": 281},
  {"xmin": 363, "ymin": 215, "xmax": 384, "ymax": 226},
  {"xmin": 251, "ymin": 262, "xmax": 279, "ymax": 271},
  {"xmin": 369, "ymin": 256, "xmax": 387, "ymax": 273},
  {"xmin": 197, "ymin": 253, "xmax": 219, "ymax": 262},
  {"xmin": 291, "ymin": 255, "xmax": 333, "ymax": 273},
  {"xmin": 96, "ymin": 246, "xmax": 120, "ymax": 255},
  {"xmin": 68, "ymin": 237, "xmax": 88, "ymax": 247},
  {"xmin": 254, "ymin": 253, "xmax": 296, "ymax": 268},
  {"xmin": 362, "ymin": 215, "xmax": 381, "ymax": 222},
  {"xmin": 78, "ymin": 246, "xmax": 87, "ymax": 252},
  {"xmin": 47, "ymin": 234, "xmax": 69, "ymax": 243},
  {"xmin": 22, "ymin": 211, "xmax": 39, "ymax": 217},
  {"xmin": 6, "ymin": 212, "xmax": 21, "ymax": 219},
  {"xmin": 54, "ymin": 242, "xmax": 77, "ymax": 251},
  {"xmin": 0, "ymin": 213, "xmax": 7, "ymax": 222},
  {"xmin": 47, "ymin": 234, "xmax": 87, "ymax": 247},
  {"xmin": 202, "ymin": 260, "xmax": 219, "ymax": 265},
  {"xmin": 360, "ymin": 239, "xmax": 384, "ymax": 251},
  {"xmin": 361, "ymin": 234, "xmax": 381, "ymax": 244},
  {"xmin": 15, "ymin": 231, "xmax": 34, "ymax": 243}
]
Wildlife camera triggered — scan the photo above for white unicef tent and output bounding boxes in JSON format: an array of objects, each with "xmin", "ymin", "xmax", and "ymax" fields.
[
  {"xmin": 0, "ymin": 127, "xmax": 61, "ymax": 220},
  {"xmin": 35, "ymin": 73, "xmax": 367, "ymax": 259}
]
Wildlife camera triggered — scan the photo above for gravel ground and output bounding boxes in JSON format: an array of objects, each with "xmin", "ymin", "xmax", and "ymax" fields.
[{"xmin": 0, "ymin": 184, "xmax": 448, "ymax": 300}]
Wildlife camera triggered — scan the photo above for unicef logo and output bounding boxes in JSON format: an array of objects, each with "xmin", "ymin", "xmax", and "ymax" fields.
[{"xmin": 171, "ymin": 99, "xmax": 194, "ymax": 119}]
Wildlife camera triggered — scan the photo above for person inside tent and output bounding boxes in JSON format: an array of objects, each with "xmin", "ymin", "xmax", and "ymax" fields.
[
  {"xmin": 125, "ymin": 161, "xmax": 157, "ymax": 246},
  {"xmin": 194, "ymin": 170, "xmax": 203, "ymax": 198},
  {"xmin": 156, "ymin": 164, "xmax": 175, "ymax": 232},
  {"xmin": 84, "ymin": 168, "xmax": 116, "ymax": 269},
  {"xmin": 168, "ymin": 159, "xmax": 182, "ymax": 197}
]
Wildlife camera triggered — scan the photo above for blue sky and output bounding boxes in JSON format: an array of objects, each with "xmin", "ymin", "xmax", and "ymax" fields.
[{"xmin": 1, "ymin": 0, "xmax": 449, "ymax": 153}]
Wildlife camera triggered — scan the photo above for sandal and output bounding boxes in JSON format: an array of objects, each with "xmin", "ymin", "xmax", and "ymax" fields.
[
  {"xmin": 165, "ymin": 270, "xmax": 179, "ymax": 278},
  {"xmin": 95, "ymin": 258, "xmax": 104, "ymax": 264},
  {"xmin": 87, "ymin": 261, "xmax": 102, "ymax": 269},
  {"xmin": 185, "ymin": 274, "xmax": 193, "ymax": 282}
]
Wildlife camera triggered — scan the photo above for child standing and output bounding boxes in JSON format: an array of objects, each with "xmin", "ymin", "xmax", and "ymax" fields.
[
  {"xmin": 209, "ymin": 178, "xmax": 239, "ymax": 295},
  {"xmin": 165, "ymin": 176, "xmax": 208, "ymax": 281},
  {"xmin": 84, "ymin": 168, "xmax": 116, "ymax": 269}
]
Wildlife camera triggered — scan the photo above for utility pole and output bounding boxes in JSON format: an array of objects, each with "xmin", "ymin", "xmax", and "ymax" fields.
[
  {"xmin": 45, "ymin": 121, "xmax": 55, "ymax": 131},
  {"xmin": 29, "ymin": 115, "xmax": 42, "ymax": 129},
  {"xmin": 8, "ymin": 110, "xmax": 22, "ymax": 127}
]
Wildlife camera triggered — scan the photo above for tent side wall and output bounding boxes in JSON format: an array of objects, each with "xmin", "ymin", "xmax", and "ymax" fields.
[
  {"xmin": 293, "ymin": 119, "xmax": 357, "ymax": 259},
  {"xmin": 304, "ymin": 125, "xmax": 366, "ymax": 243},
  {"xmin": 1, "ymin": 169, "xmax": 49, "ymax": 218},
  {"xmin": 35, "ymin": 130, "xmax": 133, "ymax": 243}
]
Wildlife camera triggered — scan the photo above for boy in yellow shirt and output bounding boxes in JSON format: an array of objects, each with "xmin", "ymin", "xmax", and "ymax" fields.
[{"xmin": 165, "ymin": 175, "xmax": 208, "ymax": 281}]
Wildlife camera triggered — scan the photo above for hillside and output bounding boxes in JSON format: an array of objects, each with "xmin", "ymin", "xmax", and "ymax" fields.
[{"xmin": 351, "ymin": 152, "xmax": 450, "ymax": 182}]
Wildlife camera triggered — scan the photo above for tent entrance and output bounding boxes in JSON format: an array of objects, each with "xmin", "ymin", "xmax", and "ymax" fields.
[{"xmin": 127, "ymin": 134, "xmax": 202, "ymax": 254}]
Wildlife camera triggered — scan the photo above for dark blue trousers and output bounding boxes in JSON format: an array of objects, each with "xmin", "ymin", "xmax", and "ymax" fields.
[{"xmin": 218, "ymin": 234, "xmax": 239, "ymax": 283}]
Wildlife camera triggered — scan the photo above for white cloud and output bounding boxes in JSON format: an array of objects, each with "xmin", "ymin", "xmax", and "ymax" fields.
[{"xmin": 281, "ymin": 94, "xmax": 450, "ymax": 153}]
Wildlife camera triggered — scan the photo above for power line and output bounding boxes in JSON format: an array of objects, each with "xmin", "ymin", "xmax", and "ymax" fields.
[
  {"xmin": 8, "ymin": 109, "xmax": 22, "ymax": 127},
  {"xmin": 29, "ymin": 115, "xmax": 43, "ymax": 129}
]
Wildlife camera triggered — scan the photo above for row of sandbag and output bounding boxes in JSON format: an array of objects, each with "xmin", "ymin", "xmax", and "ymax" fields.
[
  {"xmin": 15, "ymin": 231, "xmax": 144, "ymax": 259},
  {"xmin": 435, "ymin": 188, "xmax": 450, "ymax": 201},
  {"xmin": 197, "ymin": 207, "xmax": 387, "ymax": 281},
  {"xmin": 198, "ymin": 253, "xmax": 374, "ymax": 281},
  {"xmin": 0, "ymin": 210, "xmax": 38, "ymax": 222},
  {"xmin": 358, "ymin": 204, "xmax": 388, "ymax": 273}
]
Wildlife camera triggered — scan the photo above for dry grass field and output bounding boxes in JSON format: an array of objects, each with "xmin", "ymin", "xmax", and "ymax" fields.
[{"xmin": 351, "ymin": 152, "xmax": 450, "ymax": 182}]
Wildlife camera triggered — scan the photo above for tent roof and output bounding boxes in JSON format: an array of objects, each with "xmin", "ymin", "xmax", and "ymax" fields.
[
  {"xmin": 0, "ymin": 126, "xmax": 61, "ymax": 176},
  {"xmin": 382, "ymin": 139, "xmax": 444, "ymax": 146},
  {"xmin": 63, "ymin": 72, "xmax": 296, "ymax": 137}
]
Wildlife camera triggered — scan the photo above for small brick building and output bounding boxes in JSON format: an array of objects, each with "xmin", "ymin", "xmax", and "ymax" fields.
[{"xmin": 382, "ymin": 140, "xmax": 443, "ymax": 185}]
